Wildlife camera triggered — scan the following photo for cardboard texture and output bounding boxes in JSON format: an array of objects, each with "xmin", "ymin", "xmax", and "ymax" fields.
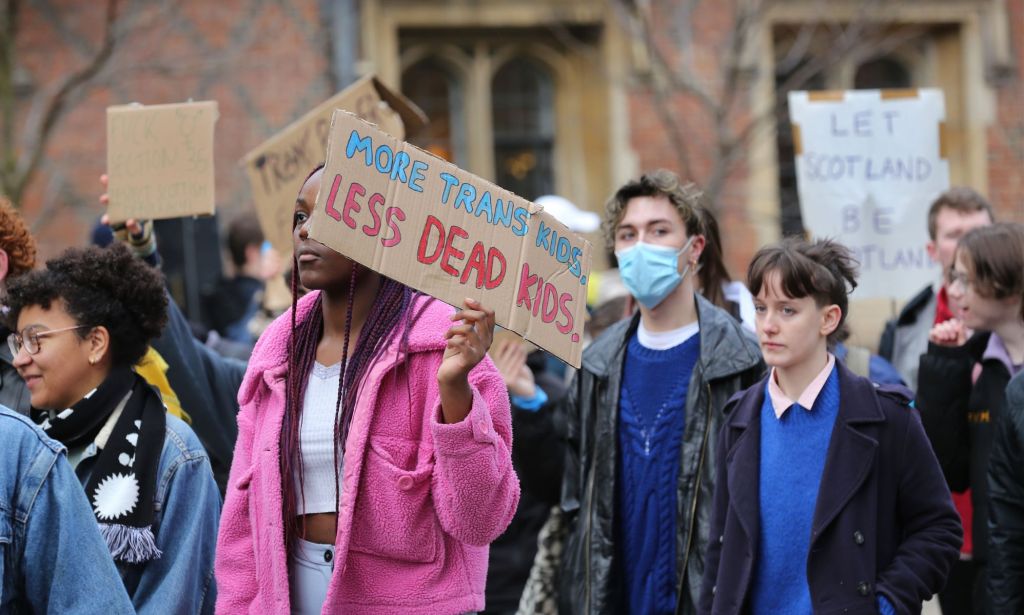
[
  {"xmin": 308, "ymin": 111, "xmax": 591, "ymax": 368},
  {"xmin": 242, "ymin": 75, "xmax": 427, "ymax": 255},
  {"xmin": 788, "ymin": 88, "xmax": 949, "ymax": 300},
  {"xmin": 106, "ymin": 101, "xmax": 219, "ymax": 223}
]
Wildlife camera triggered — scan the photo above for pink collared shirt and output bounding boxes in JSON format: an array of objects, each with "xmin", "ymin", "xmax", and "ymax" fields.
[{"xmin": 767, "ymin": 354, "xmax": 836, "ymax": 419}]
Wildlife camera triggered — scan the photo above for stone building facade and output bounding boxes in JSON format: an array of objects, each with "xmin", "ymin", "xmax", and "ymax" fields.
[{"xmin": 9, "ymin": 0, "xmax": 1023, "ymax": 331}]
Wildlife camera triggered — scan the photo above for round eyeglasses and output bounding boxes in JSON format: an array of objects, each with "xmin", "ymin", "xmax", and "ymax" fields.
[{"xmin": 8, "ymin": 325, "xmax": 92, "ymax": 356}]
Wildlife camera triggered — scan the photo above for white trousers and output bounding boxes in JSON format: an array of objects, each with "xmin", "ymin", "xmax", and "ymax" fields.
[{"xmin": 289, "ymin": 537, "xmax": 335, "ymax": 615}]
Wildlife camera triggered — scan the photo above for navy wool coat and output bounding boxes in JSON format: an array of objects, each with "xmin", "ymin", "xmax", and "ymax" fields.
[{"xmin": 699, "ymin": 361, "xmax": 961, "ymax": 615}]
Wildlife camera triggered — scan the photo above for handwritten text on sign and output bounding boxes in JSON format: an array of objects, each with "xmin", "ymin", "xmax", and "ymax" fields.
[
  {"xmin": 242, "ymin": 76, "xmax": 418, "ymax": 254},
  {"xmin": 106, "ymin": 101, "xmax": 218, "ymax": 223},
  {"xmin": 308, "ymin": 111, "xmax": 591, "ymax": 367},
  {"xmin": 789, "ymin": 89, "xmax": 949, "ymax": 299}
]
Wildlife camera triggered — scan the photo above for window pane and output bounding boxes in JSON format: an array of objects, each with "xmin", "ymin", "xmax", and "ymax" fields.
[
  {"xmin": 492, "ymin": 57, "xmax": 555, "ymax": 200},
  {"xmin": 854, "ymin": 57, "xmax": 912, "ymax": 89},
  {"xmin": 402, "ymin": 59, "xmax": 466, "ymax": 165},
  {"xmin": 775, "ymin": 62, "xmax": 826, "ymax": 236}
]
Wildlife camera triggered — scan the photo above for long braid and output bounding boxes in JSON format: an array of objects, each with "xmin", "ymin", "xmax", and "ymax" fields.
[
  {"xmin": 281, "ymin": 164, "xmax": 421, "ymax": 552},
  {"xmin": 281, "ymin": 255, "xmax": 324, "ymax": 552},
  {"xmin": 281, "ymin": 275, "xmax": 413, "ymax": 548},
  {"xmin": 331, "ymin": 264, "xmax": 358, "ymax": 515}
]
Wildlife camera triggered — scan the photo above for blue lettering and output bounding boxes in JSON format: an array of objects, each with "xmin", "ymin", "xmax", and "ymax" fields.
[
  {"xmin": 439, "ymin": 172, "xmax": 460, "ymax": 204},
  {"xmin": 389, "ymin": 150, "xmax": 411, "ymax": 182},
  {"xmin": 535, "ymin": 220, "xmax": 552, "ymax": 250},
  {"xmin": 569, "ymin": 247, "xmax": 582, "ymax": 277},
  {"xmin": 556, "ymin": 236, "xmax": 571, "ymax": 263},
  {"xmin": 493, "ymin": 198, "xmax": 513, "ymax": 228},
  {"xmin": 455, "ymin": 183, "xmax": 477, "ymax": 213},
  {"xmin": 374, "ymin": 143, "xmax": 394, "ymax": 174},
  {"xmin": 512, "ymin": 207, "xmax": 529, "ymax": 237},
  {"xmin": 475, "ymin": 191, "xmax": 493, "ymax": 223},
  {"xmin": 346, "ymin": 130, "xmax": 373, "ymax": 166},
  {"xmin": 409, "ymin": 160, "xmax": 428, "ymax": 192}
]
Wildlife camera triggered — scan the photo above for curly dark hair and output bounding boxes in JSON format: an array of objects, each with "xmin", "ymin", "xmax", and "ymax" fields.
[
  {"xmin": 0, "ymin": 197, "xmax": 37, "ymax": 278},
  {"xmin": 6, "ymin": 243, "xmax": 167, "ymax": 367}
]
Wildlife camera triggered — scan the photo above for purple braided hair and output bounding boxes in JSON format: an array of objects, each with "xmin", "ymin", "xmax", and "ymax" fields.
[{"xmin": 280, "ymin": 164, "xmax": 416, "ymax": 549}]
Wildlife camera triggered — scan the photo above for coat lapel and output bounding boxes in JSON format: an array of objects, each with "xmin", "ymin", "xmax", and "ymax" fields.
[
  {"xmin": 811, "ymin": 363, "xmax": 884, "ymax": 536},
  {"xmin": 726, "ymin": 386, "xmax": 763, "ymax": 547}
]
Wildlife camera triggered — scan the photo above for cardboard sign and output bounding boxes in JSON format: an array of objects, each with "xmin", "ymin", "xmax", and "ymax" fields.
[
  {"xmin": 106, "ymin": 101, "xmax": 218, "ymax": 223},
  {"xmin": 242, "ymin": 76, "xmax": 427, "ymax": 254},
  {"xmin": 308, "ymin": 111, "xmax": 592, "ymax": 368},
  {"xmin": 789, "ymin": 89, "xmax": 950, "ymax": 299}
]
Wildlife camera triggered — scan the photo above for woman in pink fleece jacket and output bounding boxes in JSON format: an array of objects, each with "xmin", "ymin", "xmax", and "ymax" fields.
[{"xmin": 215, "ymin": 166, "xmax": 520, "ymax": 614}]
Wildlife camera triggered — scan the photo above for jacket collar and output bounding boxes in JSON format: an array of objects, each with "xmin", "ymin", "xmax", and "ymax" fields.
[
  {"xmin": 582, "ymin": 293, "xmax": 761, "ymax": 381},
  {"xmin": 724, "ymin": 360, "xmax": 885, "ymax": 542},
  {"xmin": 894, "ymin": 284, "xmax": 936, "ymax": 327},
  {"xmin": 0, "ymin": 325, "xmax": 12, "ymax": 367},
  {"xmin": 239, "ymin": 291, "xmax": 451, "ymax": 405}
]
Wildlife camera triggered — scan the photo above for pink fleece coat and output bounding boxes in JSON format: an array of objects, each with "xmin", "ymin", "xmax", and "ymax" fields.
[{"xmin": 215, "ymin": 292, "xmax": 519, "ymax": 614}]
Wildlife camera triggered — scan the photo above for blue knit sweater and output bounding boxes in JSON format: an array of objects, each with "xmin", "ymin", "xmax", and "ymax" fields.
[
  {"xmin": 616, "ymin": 332, "xmax": 701, "ymax": 614},
  {"xmin": 750, "ymin": 367, "xmax": 840, "ymax": 615}
]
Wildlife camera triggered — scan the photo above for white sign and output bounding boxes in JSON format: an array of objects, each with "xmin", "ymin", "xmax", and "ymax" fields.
[{"xmin": 789, "ymin": 89, "xmax": 950, "ymax": 299}]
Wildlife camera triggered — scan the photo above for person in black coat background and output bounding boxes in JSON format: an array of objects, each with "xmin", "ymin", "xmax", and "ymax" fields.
[
  {"xmin": 917, "ymin": 223, "xmax": 1024, "ymax": 613},
  {"xmin": 701, "ymin": 238, "xmax": 961, "ymax": 615},
  {"xmin": 989, "ymin": 370, "xmax": 1024, "ymax": 612}
]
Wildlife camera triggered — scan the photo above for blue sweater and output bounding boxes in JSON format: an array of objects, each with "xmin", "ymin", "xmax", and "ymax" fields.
[
  {"xmin": 750, "ymin": 367, "xmax": 839, "ymax": 615},
  {"xmin": 616, "ymin": 332, "xmax": 701, "ymax": 614}
]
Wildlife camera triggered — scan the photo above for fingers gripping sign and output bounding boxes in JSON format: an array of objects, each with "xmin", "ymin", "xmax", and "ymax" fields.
[
  {"xmin": 437, "ymin": 298, "xmax": 496, "ymax": 423},
  {"xmin": 99, "ymin": 174, "xmax": 155, "ymax": 257}
]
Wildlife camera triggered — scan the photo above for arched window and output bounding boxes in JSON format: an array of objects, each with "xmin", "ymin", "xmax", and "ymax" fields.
[
  {"xmin": 401, "ymin": 58, "xmax": 467, "ymax": 165},
  {"xmin": 854, "ymin": 57, "xmax": 913, "ymax": 89},
  {"xmin": 491, "ymin": 57, "xmax": 555, "ymax": 199}
]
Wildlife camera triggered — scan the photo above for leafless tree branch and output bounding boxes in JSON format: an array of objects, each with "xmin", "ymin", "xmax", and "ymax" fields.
[
  {"xmin": 2, "ymin": 0, "xmax": 119, "ymax": 205},
  {"xmin": 613, "ymin": 0, "xmax": 931, "ymax": 210}
]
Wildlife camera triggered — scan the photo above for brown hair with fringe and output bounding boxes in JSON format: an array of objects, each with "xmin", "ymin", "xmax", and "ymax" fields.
[
  {"xmin": 954, "ymin": 223, "xmax": 1024, "ymax": 305},
  {"xmin": 747, "ymin": 237, "xmax": 859, "ymax": 348}
]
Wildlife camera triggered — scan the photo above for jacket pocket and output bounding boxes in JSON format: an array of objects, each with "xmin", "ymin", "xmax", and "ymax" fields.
[{"xmin": 350, "ymin": 440, "xmax": 440, "ymax": 563}]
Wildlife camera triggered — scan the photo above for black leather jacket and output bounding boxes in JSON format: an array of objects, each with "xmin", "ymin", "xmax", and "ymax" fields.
[
  {"xmin": 989, "ymin": 371, "xmax": 1024, "ymax": 612},
  {"xmin": 559, "ymin": 295, "xmax": 764, "ymax": 615},
  {"xmin": 0, "ymin": 326, "xmax": 30, "ymax": 416}
]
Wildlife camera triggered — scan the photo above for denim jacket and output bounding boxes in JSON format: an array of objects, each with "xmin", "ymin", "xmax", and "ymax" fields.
[
  {"xmin": 0, "ymin": 406, "xmax": 135, "ymax": 614},
  {"xmin": 73, "ymin": 413, "xmax": 221, "ymax": 614}
]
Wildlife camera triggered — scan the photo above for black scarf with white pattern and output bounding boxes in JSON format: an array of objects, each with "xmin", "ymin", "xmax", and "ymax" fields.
[{"xmin": 33, "ymin": 368, "xmax": 165, "ymax": 563}]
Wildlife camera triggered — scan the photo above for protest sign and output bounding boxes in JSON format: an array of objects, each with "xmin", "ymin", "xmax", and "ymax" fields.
[
  {"xmin": 106, "ymin": 101, "xmax": 219, "ymax": 223},
  {"xmin": 242, "ymin": 76, "xmax": 427, "ymax": 254},
  {"xmin": 788, "ymin": 89, "xmax": 950, "ymax": 299},
  {"xmin": 308, "ymin": 111, "xmax": 592, "ymax": 368}
]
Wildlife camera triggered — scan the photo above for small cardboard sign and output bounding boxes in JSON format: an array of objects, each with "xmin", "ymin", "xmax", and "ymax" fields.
[
  {"xmin": 242, "ymin": 76, "xmax": 427, "ymax": 255},
  {"xmin": 308, "ymin": 111, "xmax": 592, "ymax": 368},
  {"xmin": 788, "ymin": 89, "xmax": 950, "ymax": 299},
  {"xmin": 106, "ymin": 101, "xmax": 218, "ymax": 223}
]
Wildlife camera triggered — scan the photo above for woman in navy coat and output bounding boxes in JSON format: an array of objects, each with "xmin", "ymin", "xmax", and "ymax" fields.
[{"xmin": 699, "ymin": 238, "xmax": 961, "ymax": 615}]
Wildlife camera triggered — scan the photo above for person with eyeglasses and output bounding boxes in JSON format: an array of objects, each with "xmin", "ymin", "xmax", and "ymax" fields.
[
  {"xmin": 916, "ymin": 223, "xmax": 1024, "ymax": 614},
  {"xmin": 5, "ymin": 243, "xmax": 221, "ymax": 615}
]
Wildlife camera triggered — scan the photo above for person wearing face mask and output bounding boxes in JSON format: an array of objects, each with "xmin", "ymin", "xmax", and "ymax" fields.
[{"xmin": 558, "ymin": 170, "xmax": 764, "ymax": 615}]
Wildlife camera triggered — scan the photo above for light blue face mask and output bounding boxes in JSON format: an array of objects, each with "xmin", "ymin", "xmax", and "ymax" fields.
[{"xmin": 616, "ymin": 236, "xmax": 696, "ymax": 309}]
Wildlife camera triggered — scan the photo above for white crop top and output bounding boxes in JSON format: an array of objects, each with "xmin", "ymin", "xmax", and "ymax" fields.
[{"xmin": 294, "ymin": 362, "xmax": 344, "ymax": 515}]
